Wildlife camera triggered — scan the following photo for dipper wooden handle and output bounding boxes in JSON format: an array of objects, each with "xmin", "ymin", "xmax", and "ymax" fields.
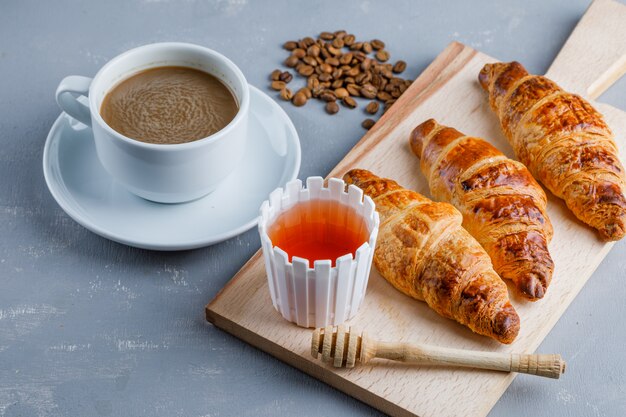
[{"xmin": 311, "ymin": 326, "xmax": 566, "ymax": 379}]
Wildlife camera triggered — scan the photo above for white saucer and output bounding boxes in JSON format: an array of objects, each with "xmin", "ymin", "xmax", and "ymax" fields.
[{"xmin": 43, "ymin": 85, "xmax": 301, "ymax": 250}]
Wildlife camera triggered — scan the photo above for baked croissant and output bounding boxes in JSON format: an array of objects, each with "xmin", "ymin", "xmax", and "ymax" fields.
[
  {"xmin": 344, "ymin": 169, "xmax": 520, "ymax": 344},
  {"xmin": 479, "ymin": 61, "xmax": 626, "ymax": 241},
  {"xmin": 410, "ymin": 119, "xmax": 554, "ymax": 301}
]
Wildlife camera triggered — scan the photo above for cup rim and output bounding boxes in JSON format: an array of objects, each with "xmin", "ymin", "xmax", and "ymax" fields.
[{"xmin": 88, "ymin": 42, "xmax": 250, "ymax": 150}]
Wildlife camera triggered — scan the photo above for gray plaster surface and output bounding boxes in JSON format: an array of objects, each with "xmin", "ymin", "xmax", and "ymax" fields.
[{"xmin": 1, "ymin": 0, "xmax": 625, "ymax": 416}]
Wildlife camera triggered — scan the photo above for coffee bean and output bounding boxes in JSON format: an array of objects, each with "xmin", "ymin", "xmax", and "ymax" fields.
[
  {"xmin": 318, "ymin": 73, "xmax": 332, "ymax": 82},
  {"xmin": 342, "ymin": 96, "xmax": 357, "ymax": 108},
  {"xmin": 371, "ymin": 73, "xmax": 382, "ymax": 88},
  {"xmin": 360, "ymin": 84, "xmax": 377, "ymax": 99},
  {"xmin": 285, "ymin": 55, "xmax": 299, "ymax": 67},
  {"xmin": 271, "ymin": 81, "xmax": 286, "ymax": 91},
  {"xmin": 320, "ymin": 31, "xmax": 334, "ymax": 40},
  {"xmin": 362, "ymin": 118, "xmax": 376, "ymax": 129},
  {"xmin": 325, "ymin": 57, "xmax": 340, "ymax": 67},
  {"xmin": 320, "ymin": 63, "xmax": 333, "ymax": 74},
  {"xmin": 371, "ymin": 39, "xmax": 385, "ymax": 50},
  {"xmin": 325, "ymin": 101, "xmax": 339, "ymax": 115},
  {"xmin": 339, "ymin": 53, "xmax": 353, "ymax": 65},
  {"xmin": 311, "ymin": 86, "xmax": 324, "ymax": 97},
  {"xmin": 362, "ymin": 42, "xmax": 373, "ymax": 54},
  {"xmin": 307, "ymin": 76, "xmax": 320, "ymax": 90},
  {"xmin": 346, "ymin": 66, "xmax": 360, "ymax": 77},
  {"xmin": 377, "ymin": 91, "xmax": 392, "ymax": 101},
  {"xmin": 346, "ymin": 84, "xmax": 360, "ymax": 97},
  {"xmin": 355, "ymin": 73, "xmax": 368, "ymax": 85},
  {"xmin": 331, "ymin": 79, "xmax": 343, "ymax": 89},
  {"xmin": 279, "ymin": 71, "xmax": 293, "ymax": 83},
  {"xmin": 302, "ymin": 37, "xmax": 315, "ymax": 47},
  {"xmin": 320, "ymin": 91, "xmax": 336, "ymax": 102},
  {"xmin": 307, "ymin": 45, "xmax": 320, "ymax": 57},
  {"xmin": 365, "ymin": 101, "xmax": 379, "ymax": 114},
  {"xmin": 298, "ymin": 65, "xmax": 314, "ymax": 77},
  {"xmin": 326, "ymin": 45, "xmax": 341, "ymax": 56},
  {"xmin": 334, "ymin": 30, "xmax": 347, "ymax": 38},
  {"xmin": 298, "ymin": 87, "xmax": 312, "ymax": 99},
  {"xmin": 353, "ymin": 51, "xmax": 366, "ymax": 62},
  {"xmin": 375, "ymin": 50, "xmax": 390, "ymax": 62},
  {"xmin": 283, "ymin": 41, "xmax": 298, "ymax": 51},
  {"xmin": 293, "ymin": 48, "xmax": 306, "ymax": 58},
  {"xmin": 343, "ymin": 34, "xmax": 355, "ymax": 46},
  {"xmin": 270, "ymin": 69, "xmax": 282, "ymax": 81},
  {"xmin": 292, "ymin": 91, "xmax": 307, "ymax": 106},
  {"xmin": 332, "ymin": 38, "xmax": 344, "ymax": 49},
  {"xmin": 392, "ymin": 60, "xmax": 407, "ymax": 73},
  {"xmin": 334, "ymin": 88, "xmax": 349, "ymax": 99},
  {"xmin": 331, "ymin": 68, "xmax": 343, "ymax": 79},
  {"xmin": 303, "ymin": 56, "xmax": 318, "ymax": 67},
  {"xmin": 350, "ymin": 42, "xmax": 363, "ymax": 51},
  {"xmin": 279, "ymin": 88, "xmax": 293, "ymax": 100}
]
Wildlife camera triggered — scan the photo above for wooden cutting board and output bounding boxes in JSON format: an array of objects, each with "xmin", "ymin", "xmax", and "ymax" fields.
[{"xmin": 206, "ymin": 1, "xmax": 626, "ymax": 416}]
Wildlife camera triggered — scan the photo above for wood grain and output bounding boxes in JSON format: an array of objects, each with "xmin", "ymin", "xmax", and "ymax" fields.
[
  {"xmin": 547, "ymin": 0, "xmax": 626, "ymax": 99},
  {"xmin": 206, "ymin": 2, "xmax": 626, "ymax": 416}
]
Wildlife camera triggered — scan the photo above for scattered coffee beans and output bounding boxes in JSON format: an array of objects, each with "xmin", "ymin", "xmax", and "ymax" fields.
[
  {"xmin": 326, "ymin": 101, "xmax": 339, "ymax": 115},
  {"xmin": 271, "ymin": 81, "xmax": 286, "ymax": 91},
  {"xmin": 280, "ymin": 88, "xmax": 293, "ymax": 101},
  {"xmin": 270, "ymin": 30, "xmax": 412, "ymax": 129},
  {"xmin": 270, "ymin": 69, "xmax": 282, "ymax": 81},
  {"xmin": 362, "ymin": 118, "xmax": 376, "ymax": 130},
  {"xmin": 365, "ymin": 101, "xmax": 379, "ymax": 115},
  {"xmin": 392, "ymin": 60, "xmax": 407, "ymax": 74},
  {"xmin": 292, "ymin": 91, "xmax": 307, "ymax": 107},
  {"xmin": 279, "ymin": 71, "xmax": 293, "ymax": 83},
  {"xmin": 342, "ymin": 96, "xmax": 357, "ymax": 109}
]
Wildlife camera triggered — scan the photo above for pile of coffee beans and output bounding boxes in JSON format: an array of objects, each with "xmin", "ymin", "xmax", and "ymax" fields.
[{"xmin": 270, "ymin": 30, "xmax": 412, "ymax": 129}]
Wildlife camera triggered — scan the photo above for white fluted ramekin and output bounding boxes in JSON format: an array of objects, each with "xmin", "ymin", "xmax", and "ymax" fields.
[{"xmin": 258, "ymin": 177, "xmax": 379, "ymax": 328}]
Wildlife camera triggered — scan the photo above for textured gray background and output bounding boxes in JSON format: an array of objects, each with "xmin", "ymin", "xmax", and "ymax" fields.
[{"xmin": 1, "ymin": 0, "xmax": 625, "ymax": 416}]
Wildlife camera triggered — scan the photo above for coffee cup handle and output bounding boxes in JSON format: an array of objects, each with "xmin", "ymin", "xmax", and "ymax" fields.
[{"xmin": 55, "ymin": 76, "xmax": 93, "ymax": 126}]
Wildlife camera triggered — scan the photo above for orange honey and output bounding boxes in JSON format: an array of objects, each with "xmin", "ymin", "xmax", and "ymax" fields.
[{"xmin": 267, "ymin": 199, "xmax": 369, "ymax": 267}]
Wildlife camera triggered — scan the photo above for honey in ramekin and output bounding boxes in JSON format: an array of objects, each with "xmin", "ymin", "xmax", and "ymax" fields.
[{"xmin": 267, "ymin": 199, "xmax": 369, "ymax": 268}]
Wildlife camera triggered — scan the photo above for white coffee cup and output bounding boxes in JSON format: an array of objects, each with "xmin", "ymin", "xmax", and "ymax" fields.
[{"xmin": 55, "ymin": 42, "xmax": 249, "ymax": 203}]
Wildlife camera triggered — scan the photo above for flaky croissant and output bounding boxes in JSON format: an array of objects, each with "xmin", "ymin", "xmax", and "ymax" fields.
[
  {"xmin": 410, "ymin": 119, "xmax": 554, "ymax": 301},
  {"xmin": 344, "ymin": 169, "xmax": 520, "ymax": 344},
  {"xmin": 479, "ymin": 61, "xmax": 626, "ymax": 241}
]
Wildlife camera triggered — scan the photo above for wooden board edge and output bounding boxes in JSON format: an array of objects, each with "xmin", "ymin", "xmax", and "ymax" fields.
[{"xmin": 206, "ymin": 306, "xmax": 419, "ymax": 417}]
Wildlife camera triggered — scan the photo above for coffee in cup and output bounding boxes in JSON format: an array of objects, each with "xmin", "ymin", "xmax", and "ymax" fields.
[{"xmin": 100, "ymin": 66, "xmax": 239, "ymax": 145}]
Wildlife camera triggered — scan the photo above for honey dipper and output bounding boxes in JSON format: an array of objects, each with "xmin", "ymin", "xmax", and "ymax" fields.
[{"xmin": 311, "ymin": 326, "xmax": 566, "ymax": 379}]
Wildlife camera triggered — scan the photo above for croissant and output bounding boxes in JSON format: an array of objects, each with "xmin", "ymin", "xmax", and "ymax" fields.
[
  {"xmin": 344, "ymin": 169, "xmax": 520, "ymax": 344},
  {"xmin": 410, "ymin": 119, "xmax": 554, "ymax": 300},
  {"xmin": 479, "ymin": 61, "xmax": 626, "ymax": 241}
]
